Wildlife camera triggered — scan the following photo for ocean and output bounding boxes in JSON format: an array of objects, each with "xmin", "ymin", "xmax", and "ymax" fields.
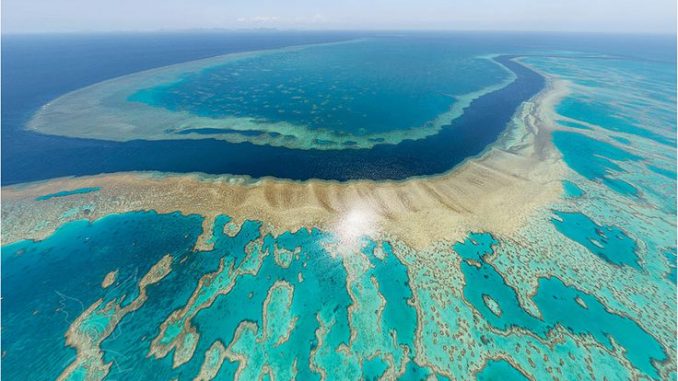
[
  {"xmin": 3, "ymin": 32, "xmax": 673, "ymax": 184},
  {"xmin": 2, "ymin": 31, "xmax": 676, "ymax": 380}
]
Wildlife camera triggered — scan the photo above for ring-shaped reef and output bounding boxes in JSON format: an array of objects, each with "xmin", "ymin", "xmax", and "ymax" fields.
[{"xmin": 25, "ymin": 37, "xmax": 543, "ymax": 182}]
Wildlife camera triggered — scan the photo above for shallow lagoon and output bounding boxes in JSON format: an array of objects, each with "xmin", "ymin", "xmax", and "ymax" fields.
[{"xmin": 128, "ymin": 38, "xmax": 509, "ymax": 141}]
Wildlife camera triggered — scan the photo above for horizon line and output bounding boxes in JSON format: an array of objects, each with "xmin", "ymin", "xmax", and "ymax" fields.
[{"xmin": 2, "ymin": 27, "xmax": 677, "ymax": 37}]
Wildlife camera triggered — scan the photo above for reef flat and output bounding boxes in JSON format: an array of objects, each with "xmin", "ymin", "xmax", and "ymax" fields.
[{"xmin": 2, "ymin": 34, "xmax": 676, "ymax": 380}]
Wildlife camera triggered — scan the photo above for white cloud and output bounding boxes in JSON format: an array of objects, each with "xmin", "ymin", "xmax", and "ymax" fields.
[
  {"xmin": 251, "ymin": 16, "xmax": 280, "ymax": 23},
  {"xmin": 236, "ymin": 16, "xmax": 280, "ymax": 24}
]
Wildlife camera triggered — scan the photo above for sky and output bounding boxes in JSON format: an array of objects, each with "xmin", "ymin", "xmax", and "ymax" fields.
[{"xmin": 2, "ymin": 0, "xmax": 676, "ymax": 34}]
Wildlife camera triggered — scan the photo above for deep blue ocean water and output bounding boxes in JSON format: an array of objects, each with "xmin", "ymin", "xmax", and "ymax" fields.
[{"xmin": 3, "ymin": 32, "xmax": 675, "ymax": 185}]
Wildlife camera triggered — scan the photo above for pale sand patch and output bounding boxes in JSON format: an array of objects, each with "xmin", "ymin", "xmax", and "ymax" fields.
[
  {"xmin": 101, "ymin": 270, "xmax": 118, "ymax": 288},
  {"xmin": 1, "ymin": 79, "xmax": 570, "ymax": 250}
]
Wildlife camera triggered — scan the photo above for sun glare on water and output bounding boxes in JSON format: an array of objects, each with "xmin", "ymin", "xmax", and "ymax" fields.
[{"xmin": 333, "ymin": 205, "xmax": 380, "ymax": 252}]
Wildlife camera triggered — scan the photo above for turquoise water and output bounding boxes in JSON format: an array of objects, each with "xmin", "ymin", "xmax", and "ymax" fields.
[
  {"xmin": 35, "ymin": 186, "xmax": 100, "ymax": 201},
  {"xmin": 4, "ymin": 213, "xmax": 669, "ymax": 380},
  {"xmin": 553, "ymin": 131, "xmax": 641, "ymax": 198},
  {"xmin": 362, "ymin": 357, "xmax": 389, "ymax": 380},
  {"xmin": 175, "ymin": 128, "xmax": 267, "ymax": 137},
  {"xmin": 2, "ymin": 211, "xmax": 203, "ymax": 380},
  {"xmin": 562, "ymin": 180, "xmax": 584, "ymax": 198},
  {"xmin": 3, "ymin": 212, "xmax": 441, "ymax": 380},
  {"xmin": 666, "ymin": 249, "xmax": 677, "ymax": 284},
  {"xmin": 476, "ymin": 360, "xmax": 529, "ymax": 381},
  {"xmin": 648, "ymin": 164, "xmax": 676, "ymax": 179},
  {"xmin": 2, "ymin": 34, "xmax": 677, "ymax": 380},
  {"xmin": 551, "ymin": 211, "xmax": 640, "ymax": 269},
  {"xmin": 525, "ymin": 53, "xmax": 676, "ymax": 210},
  {"xmin": 535, "ymin": 277, "xmax": 666, "ymax": 379},
  {"xmin": 455, "ymin": 233, "xmax": 664, "ymax": 378},
  {"xmin": 130, "ymin": 37, "xmax": 508, "ymax": 137},
  {"xmin": 518, "ymin": 51, "xmax": 675, "ymax": 379},
  {"xmin": 556, "ymin": 97, "xmax": 674, "ymax": 146}
]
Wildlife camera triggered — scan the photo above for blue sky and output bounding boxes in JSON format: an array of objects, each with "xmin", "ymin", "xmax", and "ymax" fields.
[{"xmin": 2, "ymin": 0, "xmax": 676, "ymax": 34}]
